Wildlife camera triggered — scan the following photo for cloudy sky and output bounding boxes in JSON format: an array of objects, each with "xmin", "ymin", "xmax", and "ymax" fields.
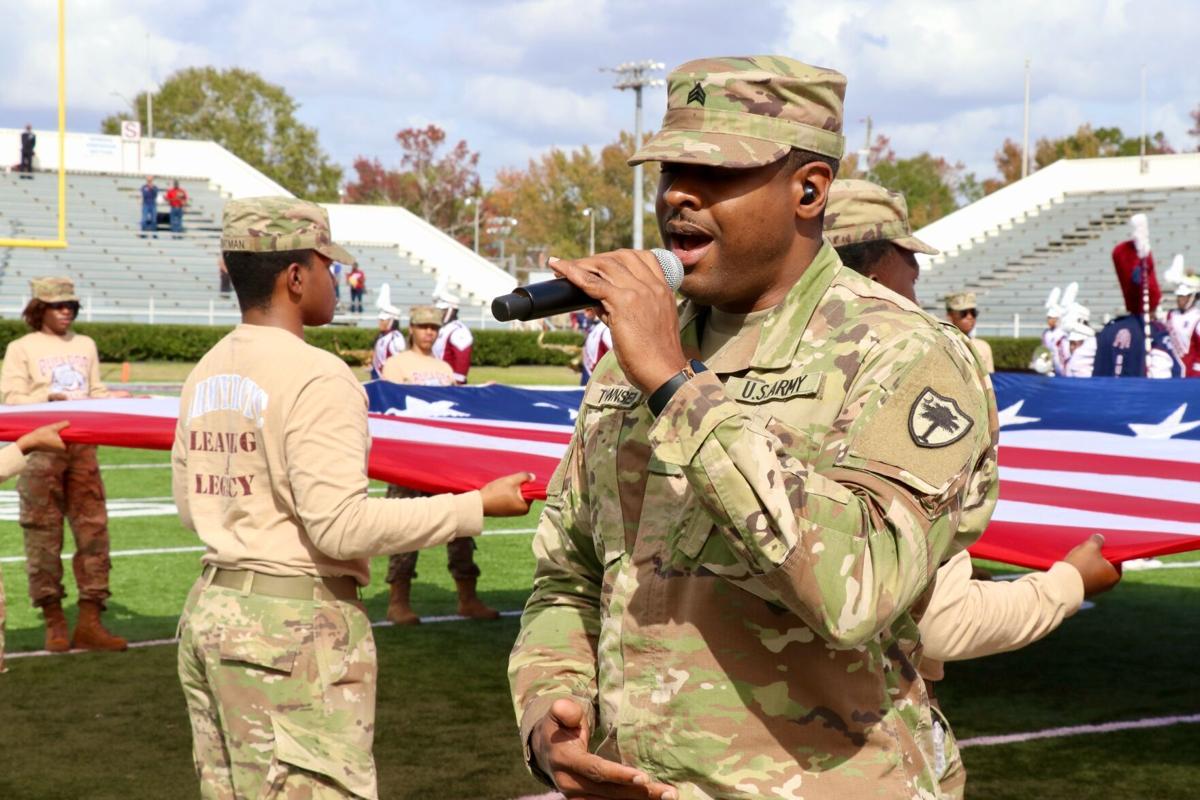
[{"xmin": 2, "ymin": 0, "xmax": 1197, "ymax": 185}]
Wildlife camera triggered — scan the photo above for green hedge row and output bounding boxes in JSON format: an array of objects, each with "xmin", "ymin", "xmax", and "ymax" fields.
[
  {"xmin": 0, "ymin": 320, "xmax": 588, "ymax": 368},
  {"xmin": 985, "ymin": 337, "xmax": 1040, "ymax": 372},
  {"xmin": 0, "ymin": 318, "xmax": 1037, "ymax": 371}
]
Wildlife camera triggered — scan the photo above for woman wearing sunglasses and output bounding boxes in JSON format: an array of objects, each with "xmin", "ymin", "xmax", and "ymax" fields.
[
  {"xmin": 0, "ymin": 278, "xmax": 128, "ymax": 653},
  {"xmin": 945, "ymin": 291, "xmax": 994, "ymax": 374}
]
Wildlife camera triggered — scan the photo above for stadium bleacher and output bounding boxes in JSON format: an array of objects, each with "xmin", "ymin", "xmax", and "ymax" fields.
[
  {"xmin": 919, "ymin": 186, "xmax": 1200, "ymax": 335},
  {"xmin": 0, "ymin": 171, "xmax": 461, "ymax": 326}
]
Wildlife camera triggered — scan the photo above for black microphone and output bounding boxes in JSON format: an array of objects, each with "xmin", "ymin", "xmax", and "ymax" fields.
[{"xmin": 491, "ymin": 248, "xmax": 685, "ymax": 322}]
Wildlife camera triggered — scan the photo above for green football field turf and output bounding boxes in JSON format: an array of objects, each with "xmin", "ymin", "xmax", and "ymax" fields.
[{"xmin": 0, "ymin": 445, "xmax": 1197, "ymax": 799}]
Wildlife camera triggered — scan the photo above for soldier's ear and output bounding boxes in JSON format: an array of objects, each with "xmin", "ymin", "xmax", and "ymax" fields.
[
  {"xmin": 792, "ymin": 160, "xmax": 833, "ymax": 223},
  {"xmin": 284, "ymin": 261, "xmax": 306, "ymax": 297}
]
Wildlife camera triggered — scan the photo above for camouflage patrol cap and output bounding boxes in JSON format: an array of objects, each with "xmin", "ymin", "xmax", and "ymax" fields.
[
  {"xmin": 629, "ymin": 55, "xmax": 846, "ymax": 169},
  {"xmin": 221, "ymin": 196, "xmax": 354, "ymax": 265},
  {"xmin": 945, "ymin": 292, "xmax": 977, "ymax": 312},
  {"xmin": 409, "ymin": 306, "xmax": 443, "ymax": 327},
  {"xmin": 30, "ymin": 277, "xmax": 78, "ymax": 303},
  {"xmin": 825, "ymin": 179, "xmax": 939, "ymax": 255}
]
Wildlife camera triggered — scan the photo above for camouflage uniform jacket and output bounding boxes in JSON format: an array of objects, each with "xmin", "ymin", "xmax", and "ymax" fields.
[{"xmin": 509, "ymin": 244, "xmax": 997, "ymax": 799}]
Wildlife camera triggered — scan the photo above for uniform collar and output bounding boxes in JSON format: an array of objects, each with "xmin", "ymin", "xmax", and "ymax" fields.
[{"xmin": 678, "ymin": 242, "xmax": 842, "ymax": 373}]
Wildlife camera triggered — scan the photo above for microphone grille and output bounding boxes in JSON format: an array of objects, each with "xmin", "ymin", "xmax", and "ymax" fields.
[{"xmin": 650, "ymin": 248, "xmax": 685, "ymax": 291}]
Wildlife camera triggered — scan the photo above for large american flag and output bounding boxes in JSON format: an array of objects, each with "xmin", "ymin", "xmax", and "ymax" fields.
[{"xmin": 0, "ymin": 374, "xmax": 1194, "ymax": 569}]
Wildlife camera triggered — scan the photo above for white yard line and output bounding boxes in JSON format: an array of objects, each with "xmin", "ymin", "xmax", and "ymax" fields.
[
  {"xmin": 0, "ymin": 528, "xmax": 540, "ymax": 563},
  {"xmin": 958, "ymin": 713, "xmax": 1200, "ymax": 748},
  {"xmin": 991, "ymin": 559, "xmax": 1200, "ymax": 580},
  {"xmin": 6, "ymin": 609, "xmax": 523, "ymax": 660},
  {"xmin": 99, "ymin": 463, "xmax": 171, "ymax": 470}
]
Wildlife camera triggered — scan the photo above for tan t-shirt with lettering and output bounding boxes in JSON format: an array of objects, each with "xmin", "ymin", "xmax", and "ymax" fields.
[
  {"xmin": 1, "ymin": 331, "xmax": 109, "ymax": 404},
  {"xmin": 171, "ymin": 324, "xmax": 483, "ymax": 585},
  {"xmin": 380, "ymin": 350, "xmax": 454, "ymax": 386}
]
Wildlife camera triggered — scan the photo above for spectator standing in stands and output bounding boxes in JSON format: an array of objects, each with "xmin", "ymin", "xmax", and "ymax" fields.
[
  {"xmin": 433, "ymin": 286, "xmax": 473, "ymax": 384},
  {"xmin": 140, "ymin": 175, "xmax": 158, "ymax": 237},
  {"xmin": 165, "ymin": 180, "xmax": 188, "ymax": 238},
  {"xmin": 19, "ymin": 124, "xmax": 35, "ymax": 176},
  {"xmin": 347, "ymin": 262, "xmax": 366, "ymax": 313},
  {"xmin": 946, "ymin": 292, "xmax": 994, "ymax": 373},
  {"xmin": 381, "ymin": 306, "xmax": 500, "ymax": 625},
  {"xmin": 579, "ymin": 308, "xmax": 611, "ymax": 385},
  {"xmin": 0, "ymin": 278, "xmax": 129, "ymax": 653}
]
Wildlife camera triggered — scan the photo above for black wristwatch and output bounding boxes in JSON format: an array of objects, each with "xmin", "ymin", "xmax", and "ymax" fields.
[{"xmin": 647, "ymin": 359, "xmax": 708, "ymax": 417}]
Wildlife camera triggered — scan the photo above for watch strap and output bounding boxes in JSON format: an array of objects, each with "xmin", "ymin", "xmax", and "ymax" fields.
[{"xmin": 647, "ymin": 359, "xmax": 708, "ymax": 417}]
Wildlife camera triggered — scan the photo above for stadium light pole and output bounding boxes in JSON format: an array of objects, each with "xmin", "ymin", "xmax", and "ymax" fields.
[
  {"xmin": 1139, "ymin": 64, "xmax": 1148, "ymax": 174},
  {"xmin": 465, "ymin": 195, "xmax": 483, "ymax": 253},
  {"xmin": 857, "ymin": 116, "xmax": 873, "ymax": 179},
  {"xmin": 604, "ymin": 61, "xmax": 665, "ymax": 250},
  {"xmin": 582, "ymin": 207, "xmax": 595, "ymax": 255}
]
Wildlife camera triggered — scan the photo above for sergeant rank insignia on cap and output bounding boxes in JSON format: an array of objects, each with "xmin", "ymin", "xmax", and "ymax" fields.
[
  {"xmin": 687, "ymin": 82, "xmax": 706, "ymax": 105},
  {"xmin": 908, "ymin": 388, "xmax": 973, "ymax": 448}
]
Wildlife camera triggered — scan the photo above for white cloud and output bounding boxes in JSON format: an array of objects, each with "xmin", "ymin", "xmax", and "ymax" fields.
[
  {"xmin": 0, "ymin": 1, "xmax": 210, "ymax": 112},
  {"xmin": 1, "ymin": 0, "xmax": 1194, "ymax": 184},
  {"xmin": 463, "ymin": 75, "xmax": 613, "ymax": 138},
  {"xmin": 780, "ymin": 0, "xmax": 1200, "ymax": 171}
]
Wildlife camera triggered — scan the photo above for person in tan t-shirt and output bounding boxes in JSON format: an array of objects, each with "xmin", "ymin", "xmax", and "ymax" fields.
[
  {"xmin": 380, "ymin": 307, "xmax": 497, "ymax": 625},
  {"xmin": 1, "ymin": 277, "xmax": 129, "ymax": 653},
  {"xmin": 173, "ymin": 197, "xmax": 533, "ymax": 799}
]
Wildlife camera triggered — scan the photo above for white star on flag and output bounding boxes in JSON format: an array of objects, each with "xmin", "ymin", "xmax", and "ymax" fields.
[
  {"xmin": 1128, "ymin": 404, "xmax": 1200, "ymax": 439},
  {"xmin": 386, "ymin": 397, "xmax": 469, "ymax": 418},
  {"xmin": 997, "ymin": 400, "xmax": 1040, "ymax": 428}
]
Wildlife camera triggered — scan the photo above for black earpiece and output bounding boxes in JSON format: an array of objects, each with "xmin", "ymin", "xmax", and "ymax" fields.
[{"xmin": 801, "ymin": 183, "xmax": 817, "ymax": 205}]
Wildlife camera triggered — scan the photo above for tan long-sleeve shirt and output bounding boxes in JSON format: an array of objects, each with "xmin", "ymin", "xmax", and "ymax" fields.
[
  {"xmin": 1, "ymin": 331, "xmax": 109, "ymax": 404},
  {"xmin": 918, "ymin": 549, "xmax": 1084, "ymax": 680},
  {"xmin": 171, "ymin": 324, "xmax": 482, "ymax": 586},
  {"xmin": 0, "ymin": 443, "xmax": 27, "ymax": 481}
]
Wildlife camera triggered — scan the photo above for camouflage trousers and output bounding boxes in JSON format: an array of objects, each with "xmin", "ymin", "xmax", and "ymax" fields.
[
  {"xmin": 17, "ymin": 445, "xmax": 112, "ymax": 608},
  {"xmin": 177, "ymin": 573, "xmax": 379, "ymax": 799},
  {"xmin": 384, "ymin": 484, "xmax": 480, "ymax": 583}
]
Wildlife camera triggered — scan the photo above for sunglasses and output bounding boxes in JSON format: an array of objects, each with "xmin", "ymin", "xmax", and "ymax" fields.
[
  {"xmin": 46, "ymin": 301, "xmax": 80, "ymax": 312},
  {"xmin": 956, "ymin": 308, "xmax": 978, "ymax": 318}
]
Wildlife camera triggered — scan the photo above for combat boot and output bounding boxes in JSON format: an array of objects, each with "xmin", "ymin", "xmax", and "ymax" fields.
[
  {"xmin": 455, "ymin": 578, "xmax": 500, "ymax": 620},
  {"xmin": 72, "ymin": 600, "xmax": 127, "ymax": 651},
  {"xmin": 42, "ymin": 602, "xmax": 71, "ymax": 653},
  {"xmin": 386, "ymin": 580, "xmax": 421, "ymax": 625}
]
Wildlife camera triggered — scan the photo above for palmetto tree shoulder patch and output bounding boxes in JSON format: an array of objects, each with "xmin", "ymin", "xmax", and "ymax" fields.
[{"xmin": 909, "ymin": 388, "xmax": 974, "ymax": 448}]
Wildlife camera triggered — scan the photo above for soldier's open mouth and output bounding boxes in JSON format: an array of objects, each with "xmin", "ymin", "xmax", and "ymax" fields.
[{"xmin": 670, "ymin": 232, "xmax": 713, "ymax": 268}]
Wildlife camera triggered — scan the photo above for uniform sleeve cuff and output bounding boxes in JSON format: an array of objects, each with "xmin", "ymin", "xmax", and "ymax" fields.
[
  {"xmin": 518, "ymin": 694, "xmax": 596, "ymax": 788},
  {"xmin": 647, "ymin": 371, "xmax": 741, "ymax": 466},
  {"xmin": 453, "ymin": 490, "xmax": 484, "ymax": 537},
  {"xmin": 1046, "ymin": 560, "xmax": 1086, "ymax": 615}
]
